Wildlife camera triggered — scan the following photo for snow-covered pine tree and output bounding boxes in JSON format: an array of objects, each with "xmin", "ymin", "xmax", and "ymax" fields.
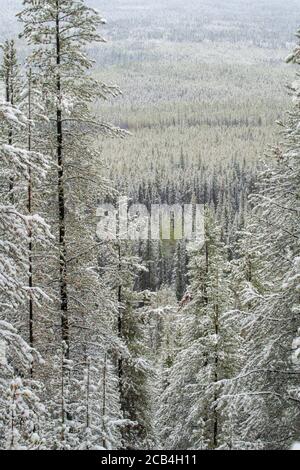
[
  {"xmin": 173, "ymin": 240, "xmax": 188, "ymax": 300},
  {"xmin": 0, "ymin": 40, "xmax": 20, "ymax": 108},
  {"xmin": 113, "ymin": 237, "xmax": 154, "ymax": 450},
  {"xmin": 158, "ymin": 211, "xmax": 238, "ymax": 450},
  {"xmin": 219, "ymin": 222, "xmax": 266, "ymax": 449},
  {"xmin": 0, "ymin": 99, "xmax": 51, "ymax": 449},
  {"xmin": 0, "ymin": 320, "xmax": 47, "ymax": 449},
  {"xmin": 227, "ymin": 32, "xmax": 300, "ymax": 449},
  {"xmin": 18, "ymin": 0, "xmax": 126, "ymax": 447},
  {"xmin": 0, "ymin": 40, "xmax": 21, "ymax": 202},
  {"xmin": 142, "ymin": 287, "xmax": 179, "ymax": 449},
  {"xmin": 18, "ymin": 0, "xmax": 125, "ymax": 360},
  {"xmin": 96, "ymin": 199, "xmax": 155, "ymax": 448},
  {"xmin": 76, "ymin": 345, "xmax": 128, "ymax": 450},
  {"xmin": 15, "ymin": 67, "xmax": 55, "ymax": 355}
]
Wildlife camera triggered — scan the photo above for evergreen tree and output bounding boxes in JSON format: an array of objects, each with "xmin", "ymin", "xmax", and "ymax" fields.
[
  {"xmin": 158, "ymin": 212, "xmax": 236, "ymax": 449},
  {"xmin": 18, "ymin": 0, "xmax": 126, "ymax": 448},
  {"xmin": 18, "ymin": 0, "xmax": 124, "ymax": 360},
  {"xmin": 0, "ymin": 100, "xmax": 50, "ymax": 449},
  {"xmin": 227, "ymin": 34, "xmax": 300, "ymax": 449},
  {"xmin": 112, "ymin": 235, "xmax": 154, "ymax": 449},
  {"xmin": 0, "ymin": 40, "xmax": 21, "ymax": 203}
]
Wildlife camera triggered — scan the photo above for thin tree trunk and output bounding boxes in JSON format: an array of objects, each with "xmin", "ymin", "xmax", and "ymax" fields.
[
  {"xmin": 212, "ymin": 265, "xmax": 220, "ymax": 450},
  {"xmin": 203, "ymin": 239, "xmax": 209, "ymax": 305},
  {"xmin": 86, "ymin": 357, "xmax": 91, "ymax": 449},
  {"xmin": 27, "ymin": 69, "xmax": 34, "ymax": 354},
  {"xmin": 10, "ymin": 384, "xmax": 16, "ymax": 450},
  {"xmin": 203, "ymin": 238, "xmax": 209, "ymax": 370},
  {"xmin": 118, "ymin": 242, "xmax": 123, "ymax": 399},
  {"xmin": 102, "ymin": 353, "xmax": 107, "ymax": 449},
  {"xmin": 117, "ymin": 241, "xmax": 127, "ymax": 448},
  {"xmin": 61, "ymin": 349, "xmax": 66, "ymax": 445},
  {"xmin": 56, "ymin": 4, "xmax": 69, "ymax": 358}
]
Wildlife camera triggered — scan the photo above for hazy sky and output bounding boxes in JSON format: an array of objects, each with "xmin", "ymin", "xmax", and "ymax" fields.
[{"xmin": 0, "ymin": 0, "xmax": 299, "ymax": 44}]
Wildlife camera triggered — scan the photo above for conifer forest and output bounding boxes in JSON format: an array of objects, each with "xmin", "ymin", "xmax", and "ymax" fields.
[{"xmin": 1, "ymin": 0, "xmax": 300, "ymax": 451}]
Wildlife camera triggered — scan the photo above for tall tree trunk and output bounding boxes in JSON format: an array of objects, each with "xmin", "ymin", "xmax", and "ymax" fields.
[
  {"xmin": 117, "ymin": 241, "xmax": 128, "ymax": 449},
  {"xmin": 213, "ymin": 302, "xmax": 219, "ymax": 449},
  {"xmin": 27, "ymin": 69, "xmax": 34, "ymax": 353},
  {"xmin": 212, "ymin": 264, "xmax": 220, "ymax": 450},
  {"xmin": 118, "ymin": 243, "xmax": 123, "ymax": 399},
  {"xmin": 85, "ymin": 358, "xmax": 91, "ymax": 449},
  {"xmin": 204, "ymin": 239, "xmax": 209, "ymax": 305},
  {"xmin": 56, "ymin": 4, "xmax": 69, "ymax": 358},
  {"xmin": 102, "ymin": 353, "xmax": 107, "ymax": 449}
]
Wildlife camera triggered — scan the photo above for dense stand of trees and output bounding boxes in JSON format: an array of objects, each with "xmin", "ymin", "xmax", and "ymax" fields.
[{"xmin": 0, "ymin": 0, "xmax": 299, "ymax": 450}]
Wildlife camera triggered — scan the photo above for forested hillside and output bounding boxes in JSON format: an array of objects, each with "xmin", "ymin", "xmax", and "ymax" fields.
[{"xmin": 0, "ymin": 0, "xmax": 299, "ymax": 451}]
